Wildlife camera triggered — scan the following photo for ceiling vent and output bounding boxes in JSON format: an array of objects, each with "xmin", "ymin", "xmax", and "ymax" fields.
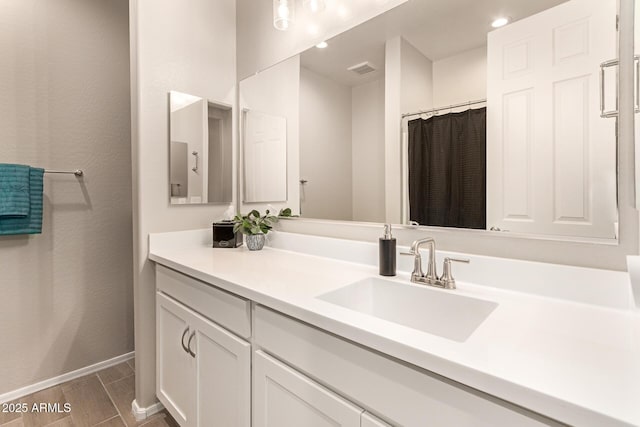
[{"xmin": 347, "ymin": 61, "xmax": 376, "ymax": 75}]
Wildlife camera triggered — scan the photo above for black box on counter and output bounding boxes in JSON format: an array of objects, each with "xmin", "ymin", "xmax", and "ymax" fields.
[{"xmin": 212, "ymin": 221, "xmax": 243, "ymax": 248}]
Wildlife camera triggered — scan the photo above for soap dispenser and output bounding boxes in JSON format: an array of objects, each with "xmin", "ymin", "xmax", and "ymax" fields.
[{"xmin": 379, "ymin": 224, "xmax": 396, "ymax": 276}]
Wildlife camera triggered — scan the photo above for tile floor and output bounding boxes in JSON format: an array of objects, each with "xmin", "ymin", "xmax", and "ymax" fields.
[{"xmin": 0, "ymin": 359, "xmax": 178, "ymax": 427}]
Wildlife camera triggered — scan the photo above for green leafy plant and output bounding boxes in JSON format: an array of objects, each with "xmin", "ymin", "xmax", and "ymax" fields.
[
  {"xmin": 233, "ymin": 208, "xmax": 292, "ymax": 235},
  {"xmin": 279, "ymin": 208, "xmax": 292, "ymax": 217}
]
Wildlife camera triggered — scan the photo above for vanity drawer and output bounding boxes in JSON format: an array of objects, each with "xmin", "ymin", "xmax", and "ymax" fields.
[
  {"xmin": 254, "ymin": 306, "xmax": 562, "ymax": 427},
  {"xmin": 156, "ymin": 264, "xmax": 251, "ymax": 339}
]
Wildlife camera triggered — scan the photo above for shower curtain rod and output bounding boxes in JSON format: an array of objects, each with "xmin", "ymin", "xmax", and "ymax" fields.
[{"xmin": 402, "ymin": 98, "xmax": 487, "ymax": 119}]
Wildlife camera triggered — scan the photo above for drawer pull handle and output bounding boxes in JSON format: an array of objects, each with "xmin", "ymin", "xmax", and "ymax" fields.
[
  {"xmin": 187, "ymin": 331, "xmax": 196, "ymax": 358},
  {"xmin": 181, "ymin": 327, "xmax": 190, "ymax": 354}
]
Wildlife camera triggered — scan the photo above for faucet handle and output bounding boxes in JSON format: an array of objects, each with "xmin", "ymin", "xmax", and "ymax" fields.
[
  {"xmin": 440, "ymin": 257, "xmax": 470, "ymax": 289},
  {"xmin": 446, "ymin": 257, "xmax": 470, "ymax": 264},
  {"xmin": 400, "ymin": 250, "xmax": 424, "ymax": 279}
]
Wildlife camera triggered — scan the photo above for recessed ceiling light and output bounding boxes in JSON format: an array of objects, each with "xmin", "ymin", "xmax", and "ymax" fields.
[
  {"xmin": 316, "ymin": 41, "xmax": 328, "ymax": 49},
  {"xmin": 491, "ymin": 17, "xmax": 510, "ymax": 28},
  {"xmin": 337, "ymin": 5, "xmax": 349, "ymax": 19},
  {"xmin": 304, "ymin": 0, "xmax": 326, "ymax": 13}
]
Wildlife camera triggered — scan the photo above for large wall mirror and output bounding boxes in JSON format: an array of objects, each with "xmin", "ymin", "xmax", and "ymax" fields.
[
  {"xmin": 169, "ymin": 91, "xmax": 233, "ymax": 205},
  {"xmin": 239, "ymin": 0, "xmax": 620, "ymax": 241}
]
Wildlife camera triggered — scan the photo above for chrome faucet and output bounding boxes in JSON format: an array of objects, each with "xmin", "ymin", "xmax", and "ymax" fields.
[
  {"xmin": 402, "ymin": 238, "xmax": 469, "ymax": 289},
  {"xmin": 402, "ymin": 237, "xmax": 438, "ymax": 285}
]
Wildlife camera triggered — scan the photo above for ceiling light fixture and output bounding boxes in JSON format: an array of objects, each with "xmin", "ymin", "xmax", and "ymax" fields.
[
  {"xmin": 273, "ymin": 0, "xmax": 295, "ymax": 31},
  {"xmin": 304, "ymin": 0, "xmax": 326, "ymax": 13},
  {"xmin": 491, "ymin": 17, "xmax": 510, "ymax": 28},
  {"xmin": 316, "ymin": 41, "xmax": 328, "ymax": 49},
  {"xmin": 337, "ymin": 5, "xmax": 349, "ymax": 19}
]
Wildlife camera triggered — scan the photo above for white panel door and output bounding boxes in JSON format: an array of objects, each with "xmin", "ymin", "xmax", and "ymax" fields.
[
  {"xmin": 243, "ymin": 110, "xmax": 288, "ymax": 203},
  {"xmin": 487, "ymin": 0, "xmax": 617, "ymax": 238},
  {"xmin": 253, "ymin": 351, "xmax": 362, "ymax": 427},
  {"xmin": 190, "ymin": 311, "xmax": 251, "ymax": 427},
  {"xmin": 156, "ymin": 293, "xmax": 196, "ymax": 427}
]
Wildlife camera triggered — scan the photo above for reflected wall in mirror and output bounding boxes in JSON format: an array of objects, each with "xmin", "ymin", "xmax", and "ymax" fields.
[
  {"xmin": 239, "ymin": 56, "xmax": 299, "ymax": 213},
  {"xmin": 239, "ymin": 0, "xmax": 619, "ymax": 240},
  {"xmin": 169, "ymin": 91, "xmax": 233, "ymax": 205}
]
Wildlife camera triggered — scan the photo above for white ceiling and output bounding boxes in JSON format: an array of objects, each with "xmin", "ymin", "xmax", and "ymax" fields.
[{"xmin": 301, "ymin": 0, "xmax": 568, "ymax": 87}]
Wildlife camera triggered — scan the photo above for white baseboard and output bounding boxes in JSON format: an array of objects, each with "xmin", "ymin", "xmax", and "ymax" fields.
[
  {"xmin": 0, "ymin": 351, "xmax": 135, "ymax": 404},
  {"xmin": 132, "ymin": 399, "xmax": 164, "ymax": 421}
]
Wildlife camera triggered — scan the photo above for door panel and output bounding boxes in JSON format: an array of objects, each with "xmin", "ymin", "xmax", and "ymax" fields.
[
  {"xmin": 243, "ymin": 110, "xmax": 288, "ymax": 203},
  {"xmin": 156, "ymin": 293, "xmax": 195, "ymax": 427},
  {"xmin": 191, "ymin": 313, "xmax": 251, "ymax": 427},
  {"xmin": 253, "ymin": 351, "xmax": 362, "ymax": 427},
  {"xmin": 487, "ymin": 0, "xmax": 617, "ymax": 238}
]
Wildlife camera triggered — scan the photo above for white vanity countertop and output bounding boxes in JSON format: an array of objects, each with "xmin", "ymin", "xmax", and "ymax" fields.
[{"xmin": 149, "ymin": 229, "xmax": 640, "ymax": 427}]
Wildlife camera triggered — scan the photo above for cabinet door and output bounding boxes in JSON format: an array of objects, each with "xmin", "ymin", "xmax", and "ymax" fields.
[
  {"xmin": 189, "ymin": 312, "xmax": 251, "ymax": 427},
  {"xmin": 156, "ymin": 293, "xmax": 196, "ymax": 427},
  {"xmin": 253, "ymin": 351, "xmax": 362, "ymax": 427},
  {"xmin": 362, "ymin": 412, "xmax": 393, "ymax": 427}
]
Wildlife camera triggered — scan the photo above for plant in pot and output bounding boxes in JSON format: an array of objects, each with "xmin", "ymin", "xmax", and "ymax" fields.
[{"xmin": 233, "ymin": 208, "xmax": 292, "ymax": 251}]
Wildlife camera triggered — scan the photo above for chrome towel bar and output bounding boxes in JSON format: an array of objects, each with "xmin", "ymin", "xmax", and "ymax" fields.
[{"xmin": 44, "ymin": 169, "xmax": 84, "ymax": 177}]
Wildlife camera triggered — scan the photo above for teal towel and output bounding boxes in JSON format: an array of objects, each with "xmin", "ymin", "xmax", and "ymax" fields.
[
  {"xmin": 0, "ymin": 167, "xmax": 44, "ymax": 235},
  {"xmin": 0, "ymin": 163, "xmax": 31, "ymax": 217}
]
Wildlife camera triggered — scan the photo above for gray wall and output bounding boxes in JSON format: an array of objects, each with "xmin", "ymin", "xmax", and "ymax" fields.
[
  {"xmin": 0, "ymin": 0, "xmax": 133, "ymax": 395},
  {"xmin": 299, "ymin": 67, "xmax": 353, "ymax": 220},
  {"xmin": 352, "ymin": 78, "xmax": 386, "ymax": 223}
]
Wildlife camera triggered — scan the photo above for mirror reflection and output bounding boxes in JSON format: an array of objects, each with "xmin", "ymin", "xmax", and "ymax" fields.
[
  {"xmin": 239, "ymin": 0, "xmax": 619, "ymax": 240},
  {"xmin": 169, "ymin": 91, "xmax": 233, "ymax": 205},
  {"xmin": 242, "ymin": 110, "xmax": 288, "ymax": 203}
]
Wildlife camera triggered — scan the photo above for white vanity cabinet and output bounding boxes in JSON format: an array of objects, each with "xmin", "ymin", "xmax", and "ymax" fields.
[
  {"xmin": 253, "ymin": 350, "xmax": 362, "ymax": 427},
  {"xmin": 156, "ymin": 266, "xmax": 251, "ymax": 427},
  {"xmin": 254, "ymin": 306, "xmax": 561, "ymax": 427},
  {"xmin": 253, "ymin": 350, "xmax": 392, "ymax": 427},
  {"xmin": 154, "ymin": 264, "xmax": 563, "ymax": 427}
]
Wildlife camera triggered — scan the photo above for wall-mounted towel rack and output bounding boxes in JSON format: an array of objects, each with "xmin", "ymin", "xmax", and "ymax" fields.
[{"xmin": 44, "ymin": 169, "xmax": 84, "ymax": 177}]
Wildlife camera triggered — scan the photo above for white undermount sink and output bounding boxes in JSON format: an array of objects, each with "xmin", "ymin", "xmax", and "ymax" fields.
[{"xmin": 317, "ymin": 277, "xmax": 498, "ymax": 342}]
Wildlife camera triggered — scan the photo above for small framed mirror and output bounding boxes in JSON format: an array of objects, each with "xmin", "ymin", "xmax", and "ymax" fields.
[{"xmin": 169, "ymin": 91, "xmax": 233, "ymax": 205}]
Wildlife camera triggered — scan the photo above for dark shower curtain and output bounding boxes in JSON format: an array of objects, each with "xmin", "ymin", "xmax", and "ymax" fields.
[{"xmin": 408, "ymin": 107, "xmax": 486, "ymax": 229}]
